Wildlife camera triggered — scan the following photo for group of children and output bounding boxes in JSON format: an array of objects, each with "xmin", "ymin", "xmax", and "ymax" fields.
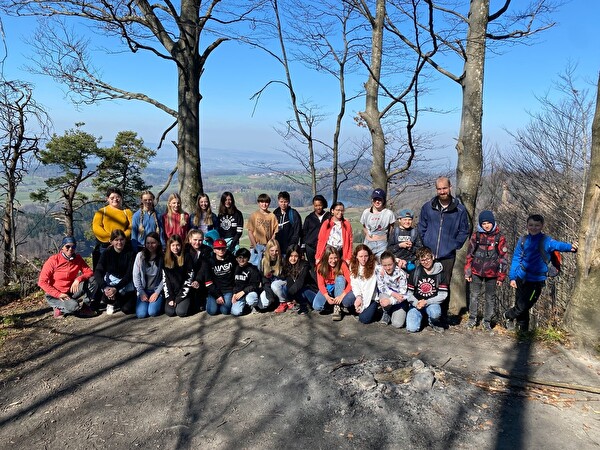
[{"xmin": 42, "ymin": 186, "xmax": 578, "ymax": 333}]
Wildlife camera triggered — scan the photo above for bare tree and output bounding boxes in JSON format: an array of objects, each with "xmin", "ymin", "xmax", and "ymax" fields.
[
  {"xmin": 349, "ymin": 0, "xmax": 435, "ymax": 198},
  {"xmin": 564, "ymin": 73, "xmax": 600, "ymax": 351},
  {"xmin": 387, "ymin": 0, "xmax": 556, "ymax": 314},
  {"xmin": 0, "ymin": 79, "xmax": 50, "ymax": 285},
  {"xmin": 1, "ymin": 0, "xmax": 264, "ymax": 210},
  {"xmin": 251, "ymin": 0, "xmax": 365, "ymax": 202}
]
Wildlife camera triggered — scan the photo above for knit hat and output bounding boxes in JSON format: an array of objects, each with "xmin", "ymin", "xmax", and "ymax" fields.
[
  {"xmin": 213, "ymin": 238, "xmax": 227, "ymax": 249},
  {"xmin": 478, "ymin": 210, "xmax": 495, "ymax": 227},
  {"xmin": 61, "ymin": 236, "xmax": 77, "ymax": 248},
  {"xmin": 371, "ymin": 188, "xmax": 386, "ymax": 200},
  {"xmin": 398, "ymin": 209, "xmax": 414, "ymax": 219}
]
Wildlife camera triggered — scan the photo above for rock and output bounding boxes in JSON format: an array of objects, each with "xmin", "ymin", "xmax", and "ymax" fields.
[
  {"xmin": 412, "ymin": 359, "xmax": 425, "ymax": 370},
  {"xmin": 374, "ymin": 367, "xmax": 413, "ymax": 384},
  {"xmin": 412, "ymin": 370, "xmax": 435, "ymax": 391},
  {"xmin": 357, "ymin": 374, "xmax": 377, "ymax": 390}
]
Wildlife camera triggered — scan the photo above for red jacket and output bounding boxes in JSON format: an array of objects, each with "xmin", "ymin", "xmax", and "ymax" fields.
[
  {"xmin": 464, "ymin": 227, "xmax": 508, "ymax": 281},
  {"xmin": 38, "ymin": 253, "xmax": 94, "ymax": 298},
  {"xmin": 315, "ymin": 218, "xmax": 353, "ymax": 264},
  {"xmin": 316, "ymin": 262, "xmax": 352, "ymax": 296}
]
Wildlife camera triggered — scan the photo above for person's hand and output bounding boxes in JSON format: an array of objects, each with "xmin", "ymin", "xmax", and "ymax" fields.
[
  {"xmin": 496, "ymin": 280, "xmax": 503, "ymax": 287},
  {"xmin": 510, "ymin": 280, "xmax": 517, "ymax": 289},
  {"xmin": 379, "ymin": 297, "xmax": 391, "ymax": 308},
  {"xmin": 354, "ymin": 297, "xmax": 362, "ymax": 313},
  {"xmin": 325, "ymin": 295, "xmax": 335, "ymax": 305},
  {"xmin": 70, "ymin": 279, "xmax": 81, "ymax": 293},
  {"xmin": 416, "ymin": 299, "xmax": 427, "ymax": 309},
  {"xmin": 465, "ymin": 276, "xmax": 472, "ymax": 282},
  {"xmin": 168, "ymin": 300, "xmax": 175, "ymax": 307},
  {"xmin": 216, "ymin": 296, "xmax": 225, "ymax": 305},
  {"xmin": 392, "ymin": 292, "xmax": 404, "ymax": 302},
  {"xmin": 396, "ymin": 259, "xmax": 407, "ymax": 269},
  {"xmin": 191, "ymin": 281, "xmax": 200, "ymax": 289},
  {"xmin": 149, "ymin": 293, "xmax": 159, "ymax": 303},
  {"xmin": 104, "ymin": 287, "xmax": 117, "ymax": 299},
  {"xmin": 333, "ymin": 294, "xmax": 345, "ymax": 305},
  {"xmin": 571, "ymin": 242, "xmax": 578, "ymax": 252},
  {"xmin": 140, "ymin": 294, "xmax": 149, "ymax": 302},
  {"xmin": 58, "ymin": 293, "xmax": 70, "ymax": 301},
  {"xmin": 232, "ymin": 292, "xmax": 243, "ymax": 302}
]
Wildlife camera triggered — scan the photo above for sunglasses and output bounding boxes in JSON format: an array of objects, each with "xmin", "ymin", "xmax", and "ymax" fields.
[{"xmin": 64, "ymin": 245, "xmax": 76, "ymax": 250}]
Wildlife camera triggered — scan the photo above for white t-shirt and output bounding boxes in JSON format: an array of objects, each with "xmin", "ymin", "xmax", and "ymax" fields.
[{"xmin": 360, "ymin": 208, "xmax": 395, "ymax": 237}]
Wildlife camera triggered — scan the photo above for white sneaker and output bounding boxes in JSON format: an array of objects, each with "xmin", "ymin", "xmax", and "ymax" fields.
[{"xmin": 106, "ymin": 304, "xmax": 115, "ymax": 315}]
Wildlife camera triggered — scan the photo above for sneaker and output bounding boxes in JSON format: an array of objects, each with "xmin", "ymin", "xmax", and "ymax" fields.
[
  {"xmin": 482, "ymin": 321, "xmax": 493, "ymax": 332},
  {"xmin": 53, "ymin": 308, "xmax": 64, "ymax": 319},
  {"xmin": 503, "ymin": 311, "xmax": 515, "ymax": 331},
  {"xmin": 274, "ymin": 302, "xmax": 288, "ymax": 314},
  {"xmin": 429, "ymin": 320, "xmax": 445, "ymax": 333},
  {"xmin": 465, "ymin": 318, "xmax": 477, "ymax": 329},
  {"xmin": 379, "ymin": 310, "xmax": 391, "ymax": 325},
  {"xmin": 297, "ymin": 305, "xmax": 309, "ymax": 315},
  {"xmin": 332, "ymin": 305, "xmax": 343, "ymax": 321},
  {"xmin": 319, "ymin": 307, "xmax": 329, "ymax": 315},
  {"xmin": 77, "ymin": 304, "xmax": 96, "ymax": 318},
  {"xmin": 106, "ymin": 304, "xmax": 115, "ymax": 315},
  {"xmin": 288, "ymin": 302, "xmax": 299, "ymax": 312},
  {"xmin": 340, "ymin": 305, "xmax": 350, "ymax": 315}
]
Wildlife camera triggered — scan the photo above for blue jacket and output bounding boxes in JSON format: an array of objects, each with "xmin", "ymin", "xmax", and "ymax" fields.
[
  {"xmin": 509, "ymin": 233, "xmax": 572, "ymax": 282},
  {"xmin": 131, "ymin": 208, "xmax": 165, "ymax": 251},
  {"xmin": 418, "ymin": 196, "xmax": 469, "ymax": 260}
]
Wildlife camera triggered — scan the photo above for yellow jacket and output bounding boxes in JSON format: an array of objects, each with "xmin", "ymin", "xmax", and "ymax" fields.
[{"xmin": 92, "ymin": 205, "xmax": 133, "ymax": 243}]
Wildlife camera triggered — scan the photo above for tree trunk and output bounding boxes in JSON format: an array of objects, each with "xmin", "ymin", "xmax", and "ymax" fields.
[
  {"xmin": 563, "ymin": 74, "xmax": 600, "ymax": 351},
  {"xmin": 175, "ymin": 0, "xmax": 203, "ymax": 212},
  {"xmin": 361, "ymin": 0, "xmax": 388, "ymax": 193},
  {"xmin": 449, "ymin": 0, "xmax": 488, "ymax": 315}
]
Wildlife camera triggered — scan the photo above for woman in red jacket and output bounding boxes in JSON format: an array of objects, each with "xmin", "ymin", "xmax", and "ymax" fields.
[
  {"xmin": 315, "ymin": 202, "xmax": 353, "ymax": 267},
  {"xmin": 312, "ymin": 245, "xmax": 355, "ymax": 321}
]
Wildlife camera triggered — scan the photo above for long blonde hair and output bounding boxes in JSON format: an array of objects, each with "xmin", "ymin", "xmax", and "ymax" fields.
[
  {"xmin": 166, "ymin": 193, "xmax": 188, "ymax": 228},
  {"xmin": 261, "ymin": 239, "xmax": 282, "ymax": 276}
]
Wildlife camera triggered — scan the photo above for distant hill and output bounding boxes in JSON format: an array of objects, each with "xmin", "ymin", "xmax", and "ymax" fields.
[{"xmin": 151, "ymin": 144, "xmax": 302, "ymax": 173}]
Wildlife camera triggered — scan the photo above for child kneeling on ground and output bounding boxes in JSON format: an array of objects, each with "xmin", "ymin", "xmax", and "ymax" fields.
[{"xmin": 406, "ymin": 247, "xmax": 447, "ymax": 333}]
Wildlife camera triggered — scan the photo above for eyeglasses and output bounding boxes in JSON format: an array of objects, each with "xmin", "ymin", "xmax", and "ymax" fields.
[
  {"xmin": 419, "ymin": 257, "xmax": 432, "ymax": 262},
  {"xmin": 64, "ymin": 245, "xmax": 75, "ymax": 250}
]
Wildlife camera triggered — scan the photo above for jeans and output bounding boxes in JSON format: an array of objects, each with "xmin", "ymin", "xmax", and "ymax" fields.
[
  {"xmin": 468, "ymin": 275, "xmax": 497, "ymax": 323},
  {"xmin": 358, "ymin": 301, "xmax": 379, "ymax": 324},
  {"xmin": 231, "ymin": 291, "xmax": 259, "ymax": 316},
  {"xmin": 207, "ymin": 291, "xmax": 233, "ymax": 316},
  {"xmin": 250, "ymin": 244, "xmax": 266, "ymax": 267},
  {"xmin": 406, "ymin": 303, "xmax": 442, "ymax": 332},
  {"xmin": 259, "ymin": 279, "xmax": 287, "ymax": 309},
  {"xmin": 312, "ymin": 275, "xmax": 355, "ymax": 311},
  {"xmin": 283, "ymin": 286, "xmax": 316, "ymax": 307},
  {"xmin": 364, "ymin": 239, "xmax": 387, "ymax": 258},
  {"xmin": 136, "ymin": 290, "xmax": 164, "ymax": 318}
]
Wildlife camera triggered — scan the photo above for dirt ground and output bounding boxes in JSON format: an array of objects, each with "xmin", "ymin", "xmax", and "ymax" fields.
[{"xmin": 1, "ymin": 298, "xmax": 599, "ymax": 450}]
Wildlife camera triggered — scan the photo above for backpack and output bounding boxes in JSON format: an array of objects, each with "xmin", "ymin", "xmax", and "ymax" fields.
[
  {"xmin": 519, "ymin": 235, "xmax": 561, "ymax": 278},
  {"xmin": 471, "ymin": 232, "xmax": 501, "ymax": 274}
]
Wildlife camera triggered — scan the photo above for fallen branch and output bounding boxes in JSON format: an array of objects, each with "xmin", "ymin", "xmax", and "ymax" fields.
[
  {"xmin": 330, "ymin": 356, "xmax": 365, "ymax": 373},
  {"xmin": 489, "ymin": 366, "xmax": 600, "ymax": 395}
]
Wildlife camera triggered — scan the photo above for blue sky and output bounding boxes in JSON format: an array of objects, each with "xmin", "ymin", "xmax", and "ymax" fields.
[{"xmin": 0, "ymin": 0, "xmax": 598, "ymax": 169}]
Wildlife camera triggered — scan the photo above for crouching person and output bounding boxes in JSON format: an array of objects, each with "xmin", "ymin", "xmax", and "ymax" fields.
[
  {"xmin": 406, "ymin": 247, "xmax": 447, "ymax": 333},
  {"xmin": 38, "ymin": 236, "xmax": 96, "ymax": 318},
  {"xmin": 231, "ymin": 248, "xmax": 261, "ymax": 316}
]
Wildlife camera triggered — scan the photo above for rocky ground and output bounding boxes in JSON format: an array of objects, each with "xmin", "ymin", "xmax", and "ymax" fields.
[{"xmin": 0, "ymin": 298, "xmax": 599, "ymax": 449}]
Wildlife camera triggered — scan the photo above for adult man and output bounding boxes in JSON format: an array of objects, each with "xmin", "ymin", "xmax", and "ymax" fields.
[
  {"xmin": 418, "ymin": 177, "xmax": 469, "ymax": 286},
  {"xmin": 38, "ymin": 236, "xmax": 97, "ymax": 318},
  {"xmin": 273, "ymin": 191, "xmax": 302, "ymax": 256}
]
